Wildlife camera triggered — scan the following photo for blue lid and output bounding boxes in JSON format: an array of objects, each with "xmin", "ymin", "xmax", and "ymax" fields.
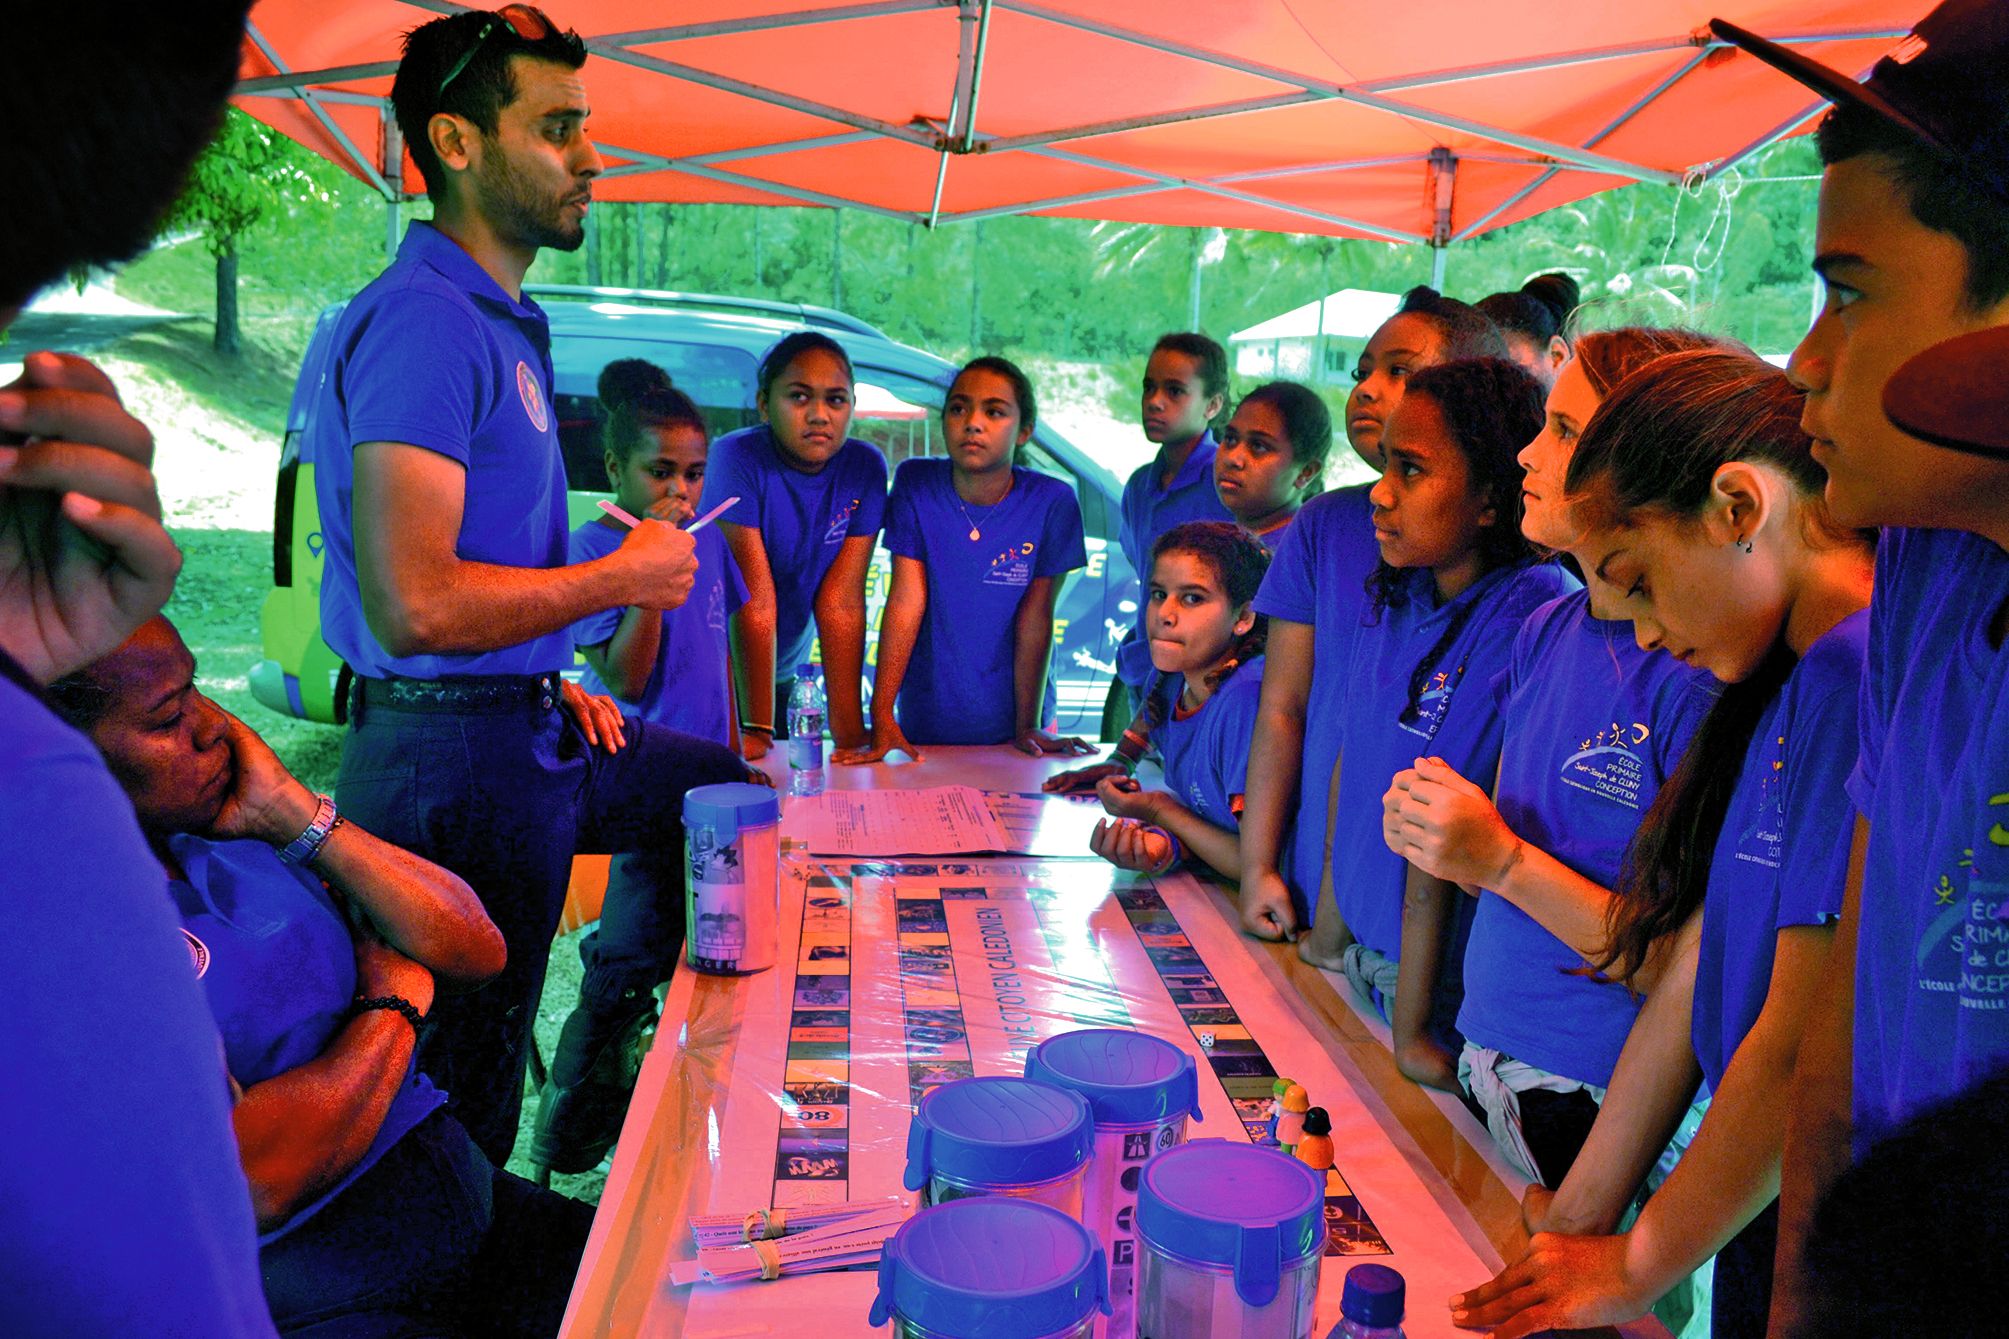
[
  {"xmin": 682, "ymin": 781, "xmax": 780, "ymax": 831},
  {"xmin": 904, "ymin": 1077, "xmax": 1094, "ymax": 1192},
  {"xmin": 1024, "ymin": 1029, "xmax": 1203, "ymax": 1128},
  {"xmin": 795, "ymin": 662, "xmax": 819, "ymax": 677},
  {"xmin": 1136, "ymin": 1140, "xmax": 1327, "ymax": 1308},
  {"xmin": 1340, "ymin": 1263, "xmax": 1405, "ymax": 1327},
  {"xmin": 868, "ymin": 1199, "xmax": 1111, "ymax": 1337}
]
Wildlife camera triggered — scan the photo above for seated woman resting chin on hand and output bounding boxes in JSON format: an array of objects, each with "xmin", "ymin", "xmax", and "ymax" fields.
[{"xmin": 51, "ymin": 615, "xmax": 595, "ymax": 1339}]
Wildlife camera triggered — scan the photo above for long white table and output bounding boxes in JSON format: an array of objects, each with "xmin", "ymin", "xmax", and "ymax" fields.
[{"xmin": 558, "ymin": 747, "xmax": 1663, "ymax": 1338}]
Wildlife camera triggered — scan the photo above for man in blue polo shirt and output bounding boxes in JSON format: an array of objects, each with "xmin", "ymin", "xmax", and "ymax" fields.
[
  {"xmin": 1, "ymin": 6, "xmax": 277, "ymax": 1334},
  {"xmin": 313, "ymin": 8, "xmax": 749, "ymax": 1171}
]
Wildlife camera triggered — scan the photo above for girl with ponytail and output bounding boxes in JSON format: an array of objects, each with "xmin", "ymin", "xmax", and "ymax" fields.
[
  {"xmin": 1380, "ymin": 328, "xmax": 1721, "ymax": 1196},
  {"xmin": 1443, "ymin": 348, "xmax": 1872, "ymax": 1338},
  {"xmin": 1059, "ymin": 522, "xmax": 1273, "ymax": 885}
]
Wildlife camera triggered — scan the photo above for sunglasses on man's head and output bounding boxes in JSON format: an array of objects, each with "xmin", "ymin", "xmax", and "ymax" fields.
[{"xmin": 437, "ymin": 4, "xmax": 556, "ymax": 98}]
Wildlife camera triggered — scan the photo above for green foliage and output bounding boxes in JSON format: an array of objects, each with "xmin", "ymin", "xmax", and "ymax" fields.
[{"xmin": 161, "ymin": 111, "xmax": 333, "ymax": 259}]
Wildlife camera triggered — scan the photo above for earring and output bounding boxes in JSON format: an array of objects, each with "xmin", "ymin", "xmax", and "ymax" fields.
[{"xmin": 1737, "ymin": 535, "xmax": 1754, "ymax": 555}]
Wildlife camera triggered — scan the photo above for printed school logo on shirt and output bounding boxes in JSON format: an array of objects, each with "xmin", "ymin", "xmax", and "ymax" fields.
[
  {"xmin": 515, "ymin": 360, "xmax": 549, "ymax": 434},
  {"xmin": 1559, "ymin": 719, "xmax": 1654, "ymax": 811},
  {"xmin": 983, "ymin": 541, "xmax": 1037, "ymax": 589},
  {"xmin": 1920, "ymin": 789, "xmax": 2009, "ymax": 1012},
  {"xmin": 1729, "ymin": 732, "xmax": 1787, "ymax": 869},
  {"xmin": 1399, "ymin": 666, "xmax": 1464, "ymax": 740},
  {"xmin": 181, "ymin": 927, "xmax": 211, "ymax": 979},
  {"xmin": 706, "ymin": 577, "xmax": 729, "ymax": 633},
  {"xmin": 823, "ymin": 497, "xmax": 861, "ymax": 545}
]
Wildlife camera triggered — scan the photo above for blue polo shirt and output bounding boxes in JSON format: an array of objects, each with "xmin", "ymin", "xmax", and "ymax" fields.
[
  {"xmin": 1458, "ymin": 592, "xmax": 1716, "ymax": 1085},
  {"xmin": 1151, "ymin": 656, "xmax": 1268, "ymax": 832},
  {"xmin": 1116, "ymin": 432, "xmax": 1233, "ymax": 688},
  {"xmin": 1248, "ymin": 483, "xmax": 1382, "ymax": 907},
  {"xmin": 1850, "ymin": 527, "xmax": 2009, "ymax": 1151},
  {"xmin": 706, "ymin": 424, "xmax": 887, "ymax": 672},
  {"xmin": 1691, "ymin": 612, "xmax": 1863, "ymax": 1092},
  {"xmin": 1328, "ymin": 560, "xmax": 1580, "ymax": 956},
  {"xmin": 311, "ymin": 221, "xmax": 572, "ymax": 680},
  {"xmin": 881, "ymin": 460, "xmax": 1087, "ymax": 744},
  {"xmin": 0, "ymin": 653, "xmax": 275, "ymax": 1337},
  {"xmin": 165, "ymin": 836, "xmax": 446, "ymax": 1244},
  {"xmin": 569, "ymin": 520, "xmax": 747, "ymax": 746}
]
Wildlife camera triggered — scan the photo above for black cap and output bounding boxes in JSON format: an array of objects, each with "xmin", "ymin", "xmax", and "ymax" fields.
[
  {"xmin": 1709, "ymin": 0, "xmax": 2009, "ymax": 208},
  {"xmin": 1881, "ymin": 327, "xmax": 2009, "ymax": 459}
]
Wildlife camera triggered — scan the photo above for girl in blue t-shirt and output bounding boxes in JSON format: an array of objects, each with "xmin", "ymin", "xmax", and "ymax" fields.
[
  {"xmin": 1239, "ymin": 289, "xmax": 1510, "ymax": 949},
  {"xmin": 570, "ymin": 380, "xmax": 747, "ymax": 750},
  {"xmin": 1212, "ymin": 380, "xmax": 1331, "ymax": 550},
  {"xmin": 708, "ymin": 332, "xmax": 888, "ymax": 759},
  {"xmin": 1435, "ymin": 349, "xmax": 1873, "ymax": 1339},
  {"xmin": 836, "ymin": 357, "xmax": 1089, "ymax": 760},
  {"xmin": 1294, "ymin": 358, "xmax": 1575, "ymax": 1093},
  {"xmin": 1374, "ymin": 328, "xmax": 1719, "ymax": 1191},
  {"xmin": 1080, "ymin": 521, "xmax": 1272, "ymax": 883}
]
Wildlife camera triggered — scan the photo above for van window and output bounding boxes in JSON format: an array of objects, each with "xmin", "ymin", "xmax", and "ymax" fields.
[{"xmin": 553, "ymin": 337, "xmax": 759, "ymax": 491}]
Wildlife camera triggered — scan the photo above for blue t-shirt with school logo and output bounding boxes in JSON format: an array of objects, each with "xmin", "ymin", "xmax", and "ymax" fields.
[
  {"xmin": 1458, "ymin": 591, "xmax": 1716, "ymax": 1086},
  {"xmin": 165, "ymin": 835, "xmax": 446, "ymax": 1244},
  {"xmin": 1150, "ymin": 656, "xmax": 1268, "ymax": 832},
  {"xmin": 1116, "ymin": 432, "xmax": 1233, "ymax": 688},
  {"xmin": 706, "ymin": 424, "xmax": 888, "ymax": 673},
  {"xmin": 1691, "ymin": 611, "xmax": 1863, "ymax": 1092},
  {"xmin": 1327, "ymin": 560, "xmax": 1580, "ymax": 955},
  {"xmin": 569, "ymin": 520, "xmax": 747, "ymax": 746},
  {"xmin": 881, "ymin": 459, "xmax": 1087, "ymax": 745},
  {"xmin": 0, "ymin": 655, "xmax": 275, "ymax": 1338},
  {"xmin": 311, "ymin": 221, "xmax": 573, "ymax": 680},
  {"xmin": 1849, "ymin": 527, "xmax": 2009, "ymax": 1152},
  {"xmin": 1249, "ymin": 482, "xmax": 1380, "ymax": 907}
]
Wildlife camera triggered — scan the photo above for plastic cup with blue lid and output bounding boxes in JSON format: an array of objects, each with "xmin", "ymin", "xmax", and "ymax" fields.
[
  {"xmin": 869, "ymin": 1197, "xmax": 1112, "ymax": 1337},
  {"xmin": 1134, "ymin": 1140, "xmax": 1327, "ymax": 1338},
  {"xmin": 1024, "ymin": 1030, "xmax": 1203, "ymax": 1337},
  {"xmin": 904, "ymin": 1076, "xmax": 1095, "ymax": 1219},
  {"xmin": 682, "ymin": 782, "xmax": 781, "ymax": 973}
]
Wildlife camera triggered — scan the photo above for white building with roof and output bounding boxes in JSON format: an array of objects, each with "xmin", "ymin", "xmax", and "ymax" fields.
[{"xmin": 1229, "ymin": 288, "xmax": 1402, "ymax": 387}]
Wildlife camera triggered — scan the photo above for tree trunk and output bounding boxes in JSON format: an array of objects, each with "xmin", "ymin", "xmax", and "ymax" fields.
[
  {"xmin": 752, "ymin": 209, "xmax": 763, "ymax": 288},
  {"xmin": 214, "ymin": 235, "xmax": 241, "ymax": 358},
  {"xmin": 968, "ymin": 219, "xmax": 984, "ymax": 352},
  {"xmin": 586, "ymin": 212, "xmax": 603, "ymax": 286},
  {"xmin": 655, "ymin": 205, "xmax": 673, "ymax": 289},
  {"xmin": 1188, "ymin": 228, "xmax": 1203, "ymax": 330}
]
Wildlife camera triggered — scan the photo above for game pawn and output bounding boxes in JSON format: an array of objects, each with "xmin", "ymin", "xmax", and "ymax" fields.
[
  {"xmin": 1275, "ymin": 1083, "xmax": 1310, "ymax": 1153},
  {"xmin": 1294, "ymin": 1107, "xmax": 1334, "ymax": 1172},
  {"xmin": 1265, "ymin": 1075, "xmax": 1296, "ymax": 1145}
]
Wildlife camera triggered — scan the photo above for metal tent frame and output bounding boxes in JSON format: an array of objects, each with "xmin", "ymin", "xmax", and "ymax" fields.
[{"xmin": 234, "ymin": 1, "xmax": 1914, "ymax": 276}]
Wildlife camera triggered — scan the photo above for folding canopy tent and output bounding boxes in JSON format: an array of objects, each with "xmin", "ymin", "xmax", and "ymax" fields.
[{"xmin": 235, "ymin": 1, "xmax": 1929, "ymax": 281}]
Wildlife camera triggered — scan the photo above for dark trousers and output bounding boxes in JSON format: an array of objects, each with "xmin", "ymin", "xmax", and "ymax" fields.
[
  {"xmin": 337, "ymin": 690, "xmax": 747, "ymax": 1163},
  {"xmin": 1711, "ymin": 1200, "xmax": 1780, "ymax": 1339},
  {"xmin": 260, "ymin": 1111, "xmax": 595, "ymax": 1338}
]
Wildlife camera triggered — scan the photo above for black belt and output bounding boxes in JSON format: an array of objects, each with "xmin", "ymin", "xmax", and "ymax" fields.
[{"xmin": 352, "ymin": 672, "xmax": 561, "ymax": 714}]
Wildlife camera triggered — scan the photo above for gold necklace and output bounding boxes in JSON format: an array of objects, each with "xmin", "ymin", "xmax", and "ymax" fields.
[{"xmin": 952, "ymin": 472, "xmax": 1013, "ymax": 541}]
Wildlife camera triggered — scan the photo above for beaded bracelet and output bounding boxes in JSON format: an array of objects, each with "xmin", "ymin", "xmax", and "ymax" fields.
[{"xmin": 351, "ymin": 995, "xmax": 426, "ymax": 1035}]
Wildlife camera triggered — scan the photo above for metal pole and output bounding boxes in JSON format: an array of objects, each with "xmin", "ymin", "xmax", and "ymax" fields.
[
  {"xmin": 1428, "ymin": 148, "xmax": 1456, "ymax": 289},
  {"xmin": 381, "ymin": 101, "xmax": 403, "ymax": 262},
  {"xmin": 1431, "ymin": 243, "xmax": 1448, "ymax": 290}
]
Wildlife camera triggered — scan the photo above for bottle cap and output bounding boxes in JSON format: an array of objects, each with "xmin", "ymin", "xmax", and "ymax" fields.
[
  {"xmin": 796, "ymin": 662, "xmax": 820, "ymax": 677},
  {"xmin": 1024, "ymin": 1028, "xmax": 1204, "ymax": 1128},
  {"xmin": 904, "ymin": 1076, "xmax": 1094, "ymax": 1192},
  {"xmin": 868, "ymin": 1198, "xmax": 1110, "ymax": 1336},
  {"xmin": 1136, "ymin": 1140, "xmax": 1326, "ymax": 1308},
  {"xmin": 1340, "ymin": 1262, "xmax": 1406, "ymax": 1327},
  {"xmin": 682, "ymin": 781, "xmax": 781, "ymax": 832}
]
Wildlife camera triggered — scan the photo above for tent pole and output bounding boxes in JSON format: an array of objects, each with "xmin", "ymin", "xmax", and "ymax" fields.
[
  {"xmin": 1429, "ymin": 148, "xmax": 1456, "ymax": 290},
  {"xmin": 381, "ymin": 101, "xmax": 403, "ymax": 262}
]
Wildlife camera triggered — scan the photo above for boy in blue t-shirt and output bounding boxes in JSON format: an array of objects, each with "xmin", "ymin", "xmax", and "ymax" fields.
[
  {"xmin": 837, "ymin": 358, "xmax": 1088, "ymax": 760},
  {"xmin": 1712, "ymin": 5, "xmax": 2009, "ymax": 1316},
  {"xmin": 569, "ymin": 383, "xmax": 747, "ymax": 750},
  {"xmin": 1114, "ymin": 333, "xmax": 1233, "ymax": 707}
]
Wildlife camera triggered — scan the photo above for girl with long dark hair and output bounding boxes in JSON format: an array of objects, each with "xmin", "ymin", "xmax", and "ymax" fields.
[{"xmin": 1442, "ymin": 348, "xmax": 1872, "ymax": 1337}]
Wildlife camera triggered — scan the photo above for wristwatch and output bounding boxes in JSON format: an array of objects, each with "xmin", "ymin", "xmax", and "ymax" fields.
[{"xmin": 278, "ymin": 793, "xmax": 341, "ymax": 866}]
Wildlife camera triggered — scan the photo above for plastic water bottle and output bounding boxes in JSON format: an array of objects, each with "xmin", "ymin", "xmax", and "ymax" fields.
[
  {"xmin": 787, "ymin": 663, "xmax": 826, "ymax": 797},
  {"xmin": 1331, "ymin": 1263, "xmax": 1405, "ymax": 1339}
]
